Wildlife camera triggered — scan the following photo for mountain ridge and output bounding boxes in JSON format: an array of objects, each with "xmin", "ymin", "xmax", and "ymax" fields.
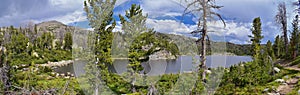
[{"xmin": 18, "ymin": 20, "xmax": 251, "ymax": 56}]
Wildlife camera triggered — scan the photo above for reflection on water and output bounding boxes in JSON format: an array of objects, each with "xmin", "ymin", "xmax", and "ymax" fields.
[{"xmin": 54, "ymin": 56, "xmax": 252, "ymax": 76}]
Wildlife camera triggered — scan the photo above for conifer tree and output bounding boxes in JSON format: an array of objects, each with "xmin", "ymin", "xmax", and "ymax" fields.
[
  {"xmin": 266, "ymin": 40, "xmax": 275, "ymax": 59},
  {"xmin": 117, "ymin": 3, "xmax": 179, "ymax": 94},
  {"xmin": 83, "ymin": 0, "xmax": 116, "ymax": 94},
  {"xmin": 249, "ymin": 17, "xmax": 263, "ymax": 63},
  {"xmin": 64, "ymin": 32, "xmax": 72, "ymax": 50},
  {"xmin": 119, "ymin": 4, "xmax": 148, "ymax": 92},
  {"xmin": 273, "ymin": 35, "xmax": 281, "ymax": 58},
  {"xmin": 290, "ymin": 15, "xmax": 299, "ymax": 59}
]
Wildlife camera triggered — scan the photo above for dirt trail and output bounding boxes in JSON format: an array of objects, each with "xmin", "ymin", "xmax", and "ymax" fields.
[
  {"xmin": 285, "ymin": 66, "xmax": 300, "ymax": 71},
  {"xmin": 277, "ymin": 78, "xmax": 298, "ymax": 94},
  {"xmin": 275, "ymin": 60, "xmax": 300, "ymax": 94}
]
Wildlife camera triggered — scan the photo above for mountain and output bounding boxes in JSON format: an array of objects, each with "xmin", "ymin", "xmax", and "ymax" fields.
[{"xmin": 33, "ymin": 21, "xmax": 251, "ymax": 56}]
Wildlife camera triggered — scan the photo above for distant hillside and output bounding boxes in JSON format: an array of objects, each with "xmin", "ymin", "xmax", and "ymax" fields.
[
  {"xmin": 112, "ymin": 31, "xmax": 252, "ymax": 57},
  {"xmin": 31, "ymin": 21, "xmax": 251, "ymax": 56}
]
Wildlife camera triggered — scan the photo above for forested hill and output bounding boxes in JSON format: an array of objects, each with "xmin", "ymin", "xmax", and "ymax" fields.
[
  {"xmin": 113, "ymin": 31, "xmax": 253, "ymax": 57},
  {"xmin": 158, "ymin": 33, "xmax": 253, "ymax": 56},
  {"xmin": 6, "ymin": 20, "xmax": 251, "ymax": 56}
]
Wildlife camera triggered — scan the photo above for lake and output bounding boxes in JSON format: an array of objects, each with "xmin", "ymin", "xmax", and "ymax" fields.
[{"xmin": 54, "ymin": 56, "xmax": 252, "ymax": 76}]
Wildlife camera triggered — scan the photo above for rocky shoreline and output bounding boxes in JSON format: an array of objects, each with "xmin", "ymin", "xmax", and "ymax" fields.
[{"xmin": 37, "ymin": 60, "xmax": 73, "ymax": 67}]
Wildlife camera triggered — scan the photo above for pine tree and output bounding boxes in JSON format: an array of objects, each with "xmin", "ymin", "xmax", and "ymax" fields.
[
  {"xmin": 36, "ymin": 32, "xmax": 54, "ymax": 50},
  {"xmin": 290, "ymin": 15, "xmax": 299, "ymax": 59},
  {"xmin": 6, "ymin": 27, "xmax": 29, "ymax": 54},
  {"xmin": 119, "ymin": 4, "xmax": 148, "ymax": 92},
  {"xmin": 64, "ymin": 32, "xmax": 72, "ymax": 50},
  {"xmin": 273, "ymin": 35, "xmax": 280, "ymax": 58},
  {"xmin": 84, "ymin": 0, "xmax": 116, "ymax": 94},
  {"xmin": 249, "ymin": 17, "xmax": 263, "ymax": 62},
  {"xmin": 266, "ymin": 40, "xmax": 275, "ymax": 59}
]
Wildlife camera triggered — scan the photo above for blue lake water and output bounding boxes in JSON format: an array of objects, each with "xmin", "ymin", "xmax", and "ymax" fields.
[{"xmin": 55, "ymin": 55, "xmax": 252, "ymax": 76}]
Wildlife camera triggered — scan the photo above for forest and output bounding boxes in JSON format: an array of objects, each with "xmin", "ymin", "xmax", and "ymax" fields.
[{"xmin": 1, "ymin": 0, "xmax": 300, "ymax": 95}]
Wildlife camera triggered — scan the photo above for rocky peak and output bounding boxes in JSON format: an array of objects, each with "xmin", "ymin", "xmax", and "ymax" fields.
[
  {"xmin": 36, "ymin": 21, "xmax": 74, "ymax": 40},
  {"xmin": 37, "ymin": 20, "xmax": 65, "ymax": 27}
]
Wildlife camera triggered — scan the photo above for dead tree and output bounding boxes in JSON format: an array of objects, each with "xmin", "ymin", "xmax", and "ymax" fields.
[
  {"xmin": 276, "ymin": 2, "xmax": 288, "ymax": 57},
  {"xmin": 182, "ymin": 0, "xmax": 226, "ymax": 83}
]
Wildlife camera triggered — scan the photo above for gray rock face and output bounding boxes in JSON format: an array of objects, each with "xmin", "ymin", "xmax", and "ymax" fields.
[
  {"xmin": 36, "ymin": 20, "xmax": 88, "ymax": 42},
  {"xmin": 149, "ymin": 49, "xmax": 176, "ymax": 60}
]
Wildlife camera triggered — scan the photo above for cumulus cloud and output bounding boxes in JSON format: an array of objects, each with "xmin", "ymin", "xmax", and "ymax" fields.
[
  {"xmin": 214, "ymin": 0, "xmax": 278, "ymax": 22},
  {"xmin": 146, "ymin": 18, "xmax": 280, "ymax": 44},
  {"xmin": 42, "ymin": 10, "xmax": 86, "ymax": 25},
  {"xmin": 0, "ymin": 0, "xmax": 85, "ymax": 26},
  {"xmin": 141, "ymin": 0, "xmax": 185, "ymax": 18},
  {"xmin": 146, "ymin": 18, "xmax": 192, "ymax": 34}
]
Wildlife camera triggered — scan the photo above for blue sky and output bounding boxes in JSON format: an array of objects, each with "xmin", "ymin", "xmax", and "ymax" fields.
[{"xmin": 0, "ymin": 0, "xmax": 298, "ymax": 44}]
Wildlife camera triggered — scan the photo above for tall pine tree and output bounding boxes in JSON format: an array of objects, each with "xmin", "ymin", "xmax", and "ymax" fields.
[
  {"xmin": 83, "ymin": 0, "xmax": 116, "ymax": 94},
  {"xmin": 249, "ymin": 17, "xmax": 263, "ymax": 62},
  {"xmin": 290, "ymin": 15, "xmax": 299, "ymax": 59},
  {"xmin": 64, "ymin": 32, "xmax": 72, "ymax": 50}
]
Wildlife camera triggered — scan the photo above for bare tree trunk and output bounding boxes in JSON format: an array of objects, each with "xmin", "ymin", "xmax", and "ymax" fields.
[
  {"xmin": 201, "ymin": 31, "xmax": 207, "ymax": 82},
  {"xmin": 183, "ymin": 0, "xmax": 225, "ymax": 94},
  {"xmin": 200, "ymin": 0, "xmax": 208, "ymax": 83},
  {"xmin": 276, "ymin": 2, "xmax": 288, "ymax": 57}
]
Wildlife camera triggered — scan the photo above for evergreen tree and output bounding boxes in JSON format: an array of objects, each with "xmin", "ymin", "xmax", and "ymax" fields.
[
  {"xmin": 64, "ymin": 32, "xmax": 72, "ymax": 50},
  {"xmin": 55, "ymin": 39, "xmax": 63, "ymax": 50},
  {"xmin": 84, "ymin": 0, "xmax": 116, "ymax": 94},
  {"xmin": 119, "ymin": 4, "xmax": 149, "ymax": 92},
  {"xmin": 273, "ymin": 35, "xmax": 281, "ymax": 58},
  {"xmin": 290, "ymin": 15, "xmax": 299, "ymax": 59},
  {"xmin": 32, "ymin": 24, "xmax": 38, "ymax": 49},
  {"xmin": 249, "ymin": 17, "xmax": 263, "ymax": 61},
  {"xmin": 36, "ymin": 32, "xmax": 54, "ymax": 50},
  {"xmin": 266, "ymin": 40, "xmax": 275, "ymax": 59},
  {"xmin": 6, "ymin": 27, "xmax": 29, "ymax": 54}
]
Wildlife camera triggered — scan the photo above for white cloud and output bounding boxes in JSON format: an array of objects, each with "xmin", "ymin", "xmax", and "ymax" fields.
[
  {"xmin": 207, "ymin": 21, "xmax": 251, "ymax": 44},
  {"xmin": 115, "ymin": 0, "xmax": 129, "ymax": 6},
  {"xmin": 146, "ymin": 18, "xmax": 257, "ymax": 44},
  {"xmin": 141, "ymin": 0, "xmax": 184, "ymax": 18},
  {"xmin": 146, "ymin": 18, "xmax": 194, "ymax": 34},
  {"xmin": 42, "ymin": 10, "xmax": 86, "ymax": 25},
  {"xmin": 49, "ymin": 0, "xmax": 84, "ymax": 9}
]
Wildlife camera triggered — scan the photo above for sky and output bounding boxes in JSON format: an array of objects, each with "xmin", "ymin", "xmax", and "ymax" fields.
[{"xmin": 0, "ymin": 0, "xmax": 298, "ymax": 44}]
